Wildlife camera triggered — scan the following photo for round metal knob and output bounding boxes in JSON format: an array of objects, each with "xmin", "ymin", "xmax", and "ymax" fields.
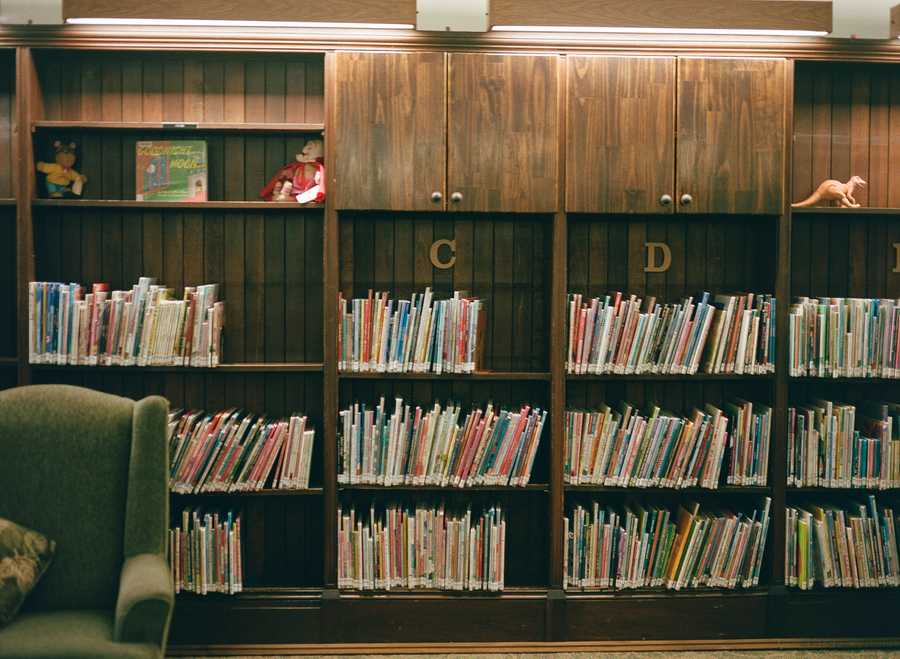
[
  {"xmin": 450, "ymin": 192, "xmax": 463, "ymax": 204},
  {"xmin": 659, "ymin": 194, "xmax": 673, "ymax": 206},
  {"xmin": 431, "ymin": 191, "xmax": 442, "ymax": 203},
  {"xmin": 680, "ymin": 193, "xmax": 693, "ymax": 206}
]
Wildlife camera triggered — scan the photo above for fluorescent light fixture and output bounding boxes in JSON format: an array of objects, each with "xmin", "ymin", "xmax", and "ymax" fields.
[
  {"xmin": 492, "ymin": 25, "xmax": 829, "ymax": 36},
  {"xmin": 65, "ymin": 17, "xmax": 414, "ymax": 29}
]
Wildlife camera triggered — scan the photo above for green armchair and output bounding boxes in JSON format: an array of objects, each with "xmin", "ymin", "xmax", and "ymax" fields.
[{"xmin": 0, "ymin": 385, "xmax": 173, "ymax": 659}]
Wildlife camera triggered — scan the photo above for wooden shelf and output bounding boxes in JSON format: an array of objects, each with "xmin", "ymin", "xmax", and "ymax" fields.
[
  {"xmin": 338, "ymin": 371, "xmax": 551, "ymax": 381},
  {"xmin": 30, "ymin": 362, "xmax": 323, "ymax": 373},
  {"xmin": 32, "ymin": 199, "xmax": 324, "ymax": 211},
  {"xmin": 787, "ymin": 487, "xmax": 900, "ymax": 495},
  {"xmin": 0, "ymin": 198, "xmax": 15, "ymax": 207},
  {"xmin": 172, "ymin": 488, "xmax": 323, "ymax": 497},
  {"xmin": 565, "ymin": 586, "xmax": 769, "ymax": 599},
  {"xmin": 791, "ymin": 207, "xmax": 900, "ymax": 215},
  {"xmin": 338, "ymin": 484, "xmax": 549, "ymax": 493},
  {"xmin": 567, "ymin": 373, "xmax": 775, "ymax": 382},
  {"xmin": 338, "ymin": 586, "xmax": 546, "ymax": 599},
  {"xmin": 789, "ymin": 376, "xmax": 900, "ymax": 384},
  {"xmin": 32, "ymin": 120, "xmax": 325, "ymax": 133},
  {"xmin": 565, "ymin": 485, "xmax": 772, "ymax": 496}
]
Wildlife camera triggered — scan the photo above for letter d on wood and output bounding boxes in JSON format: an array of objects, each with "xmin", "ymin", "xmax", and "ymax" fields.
[{"xmin": 645, "ymin": 242, "xmax": 672, "ymax": 273}]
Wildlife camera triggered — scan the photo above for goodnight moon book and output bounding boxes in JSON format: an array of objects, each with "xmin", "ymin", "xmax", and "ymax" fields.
[{"xmin": 136, "ymin": 140, "xmax": 208, "ymax": 202}]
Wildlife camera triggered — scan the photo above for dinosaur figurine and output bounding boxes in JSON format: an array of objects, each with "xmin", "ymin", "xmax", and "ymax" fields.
[{"xmin": 792, "ymin": 176, "xmax": 867, "ymax": 208}]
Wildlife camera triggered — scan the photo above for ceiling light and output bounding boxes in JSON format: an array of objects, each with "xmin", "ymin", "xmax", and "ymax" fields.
[
  {"xmin": 65, "ymin": 18, "xmax": 414, "ymax": 29},
  {"xmin": 491, "ymin": 25, "xmax": 828, "ymax": 36}
]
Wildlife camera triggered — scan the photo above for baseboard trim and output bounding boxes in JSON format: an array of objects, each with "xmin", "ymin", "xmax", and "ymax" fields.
[{"xmin": 167, "ymin": 637, "xmax": 900, "ymax": 656}]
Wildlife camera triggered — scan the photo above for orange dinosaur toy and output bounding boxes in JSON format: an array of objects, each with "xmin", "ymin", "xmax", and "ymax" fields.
[{"xmin": 792, "ymin": 176, "xmax": 867, "ymax": 208}]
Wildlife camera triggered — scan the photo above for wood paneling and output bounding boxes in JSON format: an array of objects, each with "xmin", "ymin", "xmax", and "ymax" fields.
[
  {"xmin": 333, "ymin": 52, "xmax": 446, "ymax": 211},
  {"xmin": 33, "ymin": 52, "xmax": 324, "ymax": 126},
  {"xmin": 339, "ymin": 212, "xmax": 551, "ymax": 372},
  {"xmin": 0, "ymin": 210, "xmax": 14, "ymax": 358},
  {"xmin": 566, "ymin": 56, "xmax": 675, "ymax": 214},
  {"xmin": 0, "ymin": 52, "xmax": 13, "ymax": 199},
  {"xmin": 33, "ymin": 207, "xmax": 324, "ymax": 363},
  {"xmin": 567, "ymin": 214, "xmax": 778, "ymax": 299},
  {"xmin": 448, "ymin": 54, "xmax": 559, "ymax": 213},
  {"xmin": 63, "ymin": 0, "xmax": 416, "ymax": 25},
  {"xmin": 677, "ymin": 58, "xmax": 786, "ymax": 214},
  {"xmin": 793, "ymin": 62, "xmax": 900, "ymax": 208},
  {"xmin": 791, "ymin": 212, "xmax": 900, "ymax": 299},
  {"xmin": 491, "ymin": 0, "xmax": 832, "ymax": 32}
]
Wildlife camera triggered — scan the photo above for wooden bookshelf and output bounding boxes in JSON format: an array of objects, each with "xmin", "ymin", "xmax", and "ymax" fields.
[{"xmin": 6, "ymin": 31, "xmax": 900, "ymax": 653}]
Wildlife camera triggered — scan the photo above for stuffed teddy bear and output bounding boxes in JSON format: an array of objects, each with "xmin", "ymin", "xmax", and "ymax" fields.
[
  {"xmin": 259, "ymin": 138, "xmax": 325, "ymax": 204},
  {"xmin": 37, "ymin": 141, "xmax": 87, "ymax": 198}
]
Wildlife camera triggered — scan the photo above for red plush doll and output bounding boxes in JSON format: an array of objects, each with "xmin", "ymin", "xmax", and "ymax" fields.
[{"xmin": 259, "ymin": 138, "xmax": 326, "ymax": 204}]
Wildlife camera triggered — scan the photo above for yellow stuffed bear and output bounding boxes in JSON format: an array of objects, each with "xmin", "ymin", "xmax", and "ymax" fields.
[{"xmin": 37, "ymin": 141, "xmax": 87, "ymax": 198}]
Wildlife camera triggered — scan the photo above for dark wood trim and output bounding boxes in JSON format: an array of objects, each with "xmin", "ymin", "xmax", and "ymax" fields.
[
  {"xmin": 172, "ymin": 488, "xmax": 325, "ymax": 497},
  {"xmin": 337, "ymin": 371, "xmax": 552, "ymax": 381},
  {"xmin": 566, "ymin": 373, "xmax": 776, "ymax": 382},
  {"xmin": 31, "ymin": 199, "xmax": 325, "ymax": 210},
  {"xmin": 168, "ymin": 637, "xmax": 900, "ymax": 656},
  {"xmin": 14, "ymin": 47, "xmax": 34, "ymax": 386},
  {"xmin": 564, "ymin": 486, "xmax": 773, "ymax": 495},
  {"xmin": 2, "ymin": 26, "xmax": 900, "ymax": 62},
  {"xmin": 33, "ymin": 120, "xmax": 324, "ymax": 132},
  {"xmin": 337, "ymin": 484, "xmax": 550, "ymax": 493},
  {"xmin": 29, "ymin": 362, "xmax": 324, "ymax": 372}
]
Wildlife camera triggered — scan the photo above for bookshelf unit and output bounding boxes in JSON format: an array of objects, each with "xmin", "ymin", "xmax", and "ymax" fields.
[{"xmin": 3, "ymin": 27, "xmax": 900, "ymax": 652}]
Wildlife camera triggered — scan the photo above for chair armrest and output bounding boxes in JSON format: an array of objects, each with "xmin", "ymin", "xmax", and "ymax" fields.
[{"xmin": 113, "ymin": 553, "xmax": 174, "ymax": 648}]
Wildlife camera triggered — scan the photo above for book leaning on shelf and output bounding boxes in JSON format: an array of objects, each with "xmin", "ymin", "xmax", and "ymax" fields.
[
  {"xmin": 788, "ymin": 401, "xmax": 900, "ymax": 489},
  {"xmin": 337, "ymin": 288, "xmax": 483, "ymax": 374},
  {"xmin": 28, "ymin": 277, "xmax": 224, "ymax": 367},
  {"xmin": 338, "ymin": 502, "xmax": 505, "ymax": 591},
  {"xmin": 565, "ymin": 399, "xmax": 771, "ymax": 488},
  {"xmin": 338, "ymin": 398, "xmax": 546, "ymax": 487},
  {"xmin": 168, "ymin": 508, "xmax": 243, "ymax": 595},
  {"xmin": 169, "ymin": 408, "xmax": 316, "ymax": 493},
  {"xmin": 786, "ymin": 496, "xmax": 900, "ymax": 589},
  {"xmin": 564, "ymin": 498, "xmax": 771, "ymax": 591},
  {"xmin": 566, "ymin": 291, "xmax": 775, "ymax": 376},
  {"xmin": 789, "ymin": 296, "xmax": 900, "ymax": 378}
]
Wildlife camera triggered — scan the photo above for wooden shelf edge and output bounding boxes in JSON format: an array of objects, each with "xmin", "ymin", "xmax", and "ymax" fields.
[
  {"xmin": 789, "ymin": 376, "xmax": 900, "ymax": 384},
  {"xmin": 0, "ymin": 357, "xmax": 18, "ymax": 366},
  {"xmin": 567, "ymin": 373, "xmax": 775, "ymax": 382},
  {"xmin": 32, "ymin": 120, "xmax": 325, "ymax": 133},
  {"xmin": 338, "ymin": 484, "xmax": 549, "ymax": 493},
  {"xmin": 172, "ymin": 488, "xmax": 324, "ymax": 497},
  {"xmin": 787, "ymin": 487, "xmax": 900, "ymax": 494},
  {"xmin": 32, "ymin": 199, "xmax": 325, "ymax": 210},
  {"xmin": 338, "ymin": 371, "xmax": 552, "ymax": 381},
  {"xmin": 791, "ymin": 206, "xmax": 900, "ymax": 215},
  {"xmin": 29, "ymin": 362, "xmax": 324, "ymax": 373},
  {"xmin": 564, "ymin": 586, "xmax": 769, "ymax": 599},
  {"xmin": 0, "ymin": 198, "xmax": 15, "ymax": 206},
  {"xmin": 564, "ymin": 485, "xmax": 772, "ymax": 495}
]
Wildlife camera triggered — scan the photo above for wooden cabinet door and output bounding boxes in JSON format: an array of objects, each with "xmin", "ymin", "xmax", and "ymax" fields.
[
  {"xmin": 447, "ymin": 53, "xmax": 559, "ymax": 213},
  {"xmin": 333, "ymin": 51, "xmax": 447, "ymax": 211},
  {"xmin": 676, "ymin": 58, "xmax": 786, "ymax": 214},
  {"xmin": 566, "ymin": 56, "xmax": 676, "ymax": 213}
]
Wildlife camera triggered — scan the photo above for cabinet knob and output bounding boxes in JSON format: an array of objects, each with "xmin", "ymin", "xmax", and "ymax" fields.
[
  {"xmin": 659, "ymin": 194, "xmax": 673, "ymax": 206},
  {"xmin": 450, "ymin": 192, "xmax": 463, "ymax": 204},
  {"xmin": 431, "ymin": 191, "xmax": 442, "ymax": 203},
  {"xmin": 680, "ymin": 193, "xmax": 693, "ymax": 206}
]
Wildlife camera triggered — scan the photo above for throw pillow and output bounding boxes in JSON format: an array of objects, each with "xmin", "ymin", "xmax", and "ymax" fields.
[{"xmin": 0, "ymin": 517, "xmax": 56, "ymax": 627}]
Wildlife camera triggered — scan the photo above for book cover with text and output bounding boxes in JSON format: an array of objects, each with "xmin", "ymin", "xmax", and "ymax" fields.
[{"xmin": 136, "ymin": 140, "xmax": 208, "ymax": 202}]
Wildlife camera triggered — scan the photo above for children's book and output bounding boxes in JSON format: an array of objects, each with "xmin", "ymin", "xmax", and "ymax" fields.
[{"xmin": 136, "ymin": 141, "xmax": 208, "ymax": 202}]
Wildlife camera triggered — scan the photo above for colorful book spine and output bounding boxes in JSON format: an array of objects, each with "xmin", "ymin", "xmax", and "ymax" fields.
[{"xmin": 168, "ymin": 508, "xmax": 243, "ymax": 595}]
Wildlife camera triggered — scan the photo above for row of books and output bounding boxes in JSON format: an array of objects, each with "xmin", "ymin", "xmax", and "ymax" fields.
[
  {"xmin": 28, "ymin": 277, "xmax": 224, "ymax": 367},
  {"xmin": 566, "ymin": 292, "xmax": 775, "ymax": 376},
  {"xmin": 338, "ymin": 399, "xmax": 546, "ymax": 487},
  {"xmin": 786, "ymin": 497, "xmax": 899, "ymax": 589},
  {"xmin": 788, "ymin": 401, "xmax": 900, "ymax": 489},
  {"xmin": 169, "ymin": 408, "xmax": 316, "ymax": 493},
  {"xmin": 564, "ymin": 498, "xmax": 771, "ymax": 591},
  {"xmin": 565, "ymin": 400, "xmax": 770, "ymax": 488},
  {"xmin": 337, "ymin": 503, "xmax": 506, "ymax": 591},
  {"xmin": 168, "ymin": 508, "xmax": 243, "ymax": 595},
  {"xmin": 789, "ymin": 297, "xmax": 900, "ymax": 378},
  {"xmin": 337, "ymin": 289, "xmax": 482, "ymax": 374}
]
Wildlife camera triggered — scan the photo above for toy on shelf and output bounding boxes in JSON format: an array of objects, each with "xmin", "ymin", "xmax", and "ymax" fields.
[
  {"xmin": 259, "ymin": 138, "xmax": 325, "ymax": 204},
  {"xmin": 792, "ymin": 176, "xmax": 867, "ymax": 208},
  {"xmin": 36, "ymin": 141, "xmax": 87, "ymax": 198}
]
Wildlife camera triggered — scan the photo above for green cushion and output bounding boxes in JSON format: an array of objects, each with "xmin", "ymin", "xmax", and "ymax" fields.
[
  {"xmin": 0, "ymin": 518, "xmax": 55, "ymax": 627},
  {"xmin": 0, "ymin": 386, "xmax": 133, "ymax": 611},
  {"xmin": 0, "ymin": 609, "xmax": 160, "ymax": 659}
]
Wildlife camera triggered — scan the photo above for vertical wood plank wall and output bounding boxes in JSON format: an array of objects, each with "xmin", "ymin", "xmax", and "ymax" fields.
[{"xmin": 0, "ymin": 51, "xmax": 14, "ymax": 364}]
